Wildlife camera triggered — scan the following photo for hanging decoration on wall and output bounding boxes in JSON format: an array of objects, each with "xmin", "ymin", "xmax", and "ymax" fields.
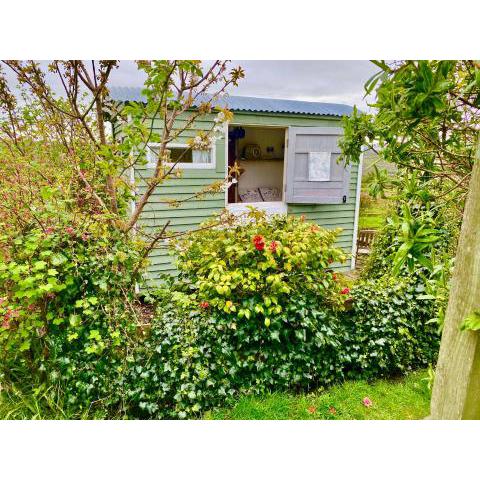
[
  {"xmin": 229, "ymin": 126, "xmax": 246, "ymax": 140},
  {"xmin": 243, "ymin": 143, "xmax": 262, "ymax": 160}
]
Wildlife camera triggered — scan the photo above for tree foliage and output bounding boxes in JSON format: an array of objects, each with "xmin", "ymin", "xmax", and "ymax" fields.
[
  {"xmin": 0, "ymin": 60, "xmax": 244, "ymax": 246},
  {"xmin": 341, "ymin": 60, "xmax": 480, "ymax": 203}
]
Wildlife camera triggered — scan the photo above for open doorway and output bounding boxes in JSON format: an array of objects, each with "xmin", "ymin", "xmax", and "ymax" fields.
[{"xmin": 227, "ymin": 125, "xmax": 286, "ymax": 207}]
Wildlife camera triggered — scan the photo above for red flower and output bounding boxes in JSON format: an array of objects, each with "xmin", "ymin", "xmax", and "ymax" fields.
[
  {"xmin": 328, "ymin": 406, "xmax": 337, "ymax": 415},
  {"xmin": 252, "ymin": 235, "xmax": 265, "ymax": 251},
  {"xmin": 362, "ymin": 397, "xmax": 373, "ymax": 408},
  {"xmin": 0, "ymin": 297, "xmax": 5, "ymax": 306},
  {"xmin": 327, "ymin": 257, "xmax": 334, "ymax": 264},
  {"xmin": 65, "ymin": 226, "xmax": 75, "ymax": 236},
  {"xmin": 340, "ymin": 287, "xmax": 350, "ymax": 295},
  {"xmin": 199, "ymin": 301, "xmax": 210, "ymax": 309},
  {"xmin": 332, "ymin": 273, "xmax": 337, "ymax": 281},
  {"xmin": 45, "ymin": 226, "xmax": 55, "ymax": 235},
  {"xmin": 300, "ymin": 215, "xmax": 306, "ymax": 222},
  {"xmin": 311, "ymin": 225, "xmax": 319, "ymax": 233},
  {"xmin": 307, "ymin": 405, "xmax": 317, "ymax": 414},
  {"xmin": 4, "ymin": 308, "xmax": 19, "ymax": 325},
  {"xmin": 269, "ymin": 240, "xmax": 278, "ymax": 253},
  {"xmin": 81, "ymin": 232, "xmax": 90, "ymax": 241},
  {"xmin": 46, "ymin": 292, "xmax": 56, "ymax": 300}
]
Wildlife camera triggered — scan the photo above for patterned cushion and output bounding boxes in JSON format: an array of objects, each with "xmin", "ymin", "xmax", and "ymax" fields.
[
  {"xmin": 239, "ymin": 189, "xmax": 263, "ymax": 203},
  {"xmin": 259, "ymin": 186, "xmax": 281, "ymax": 201}
]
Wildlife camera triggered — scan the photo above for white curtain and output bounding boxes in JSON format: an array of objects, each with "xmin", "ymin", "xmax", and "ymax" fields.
[{"xmin": 192, "ymin": 149, "xmax": 211, "ymax": 164}]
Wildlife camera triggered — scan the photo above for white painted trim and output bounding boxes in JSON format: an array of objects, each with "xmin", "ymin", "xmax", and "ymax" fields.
[
  {"xmin": 283, "ymin": 127, "xmax": 289, "ymax": 202},
  {"xmin": 224, "ymin": 121, "xmax": 229, "ymax": 207},
  {"xmin": 350, "ymin": 150, "xmax": 364, "ymax": 270},
  {"xmin": 227, "ymin": 201, "xmax": 288, "ymax": 216},
  {"xmin": 229, "ymin": 122, "xmax": 289, "ymax": 128},
  {"xmin": 146, "ymin": 142, "xmax": 216, "ymax": 169},
  {"xmin": 225, "ymin": 124, "xmax": 288, "ymax": 206}
]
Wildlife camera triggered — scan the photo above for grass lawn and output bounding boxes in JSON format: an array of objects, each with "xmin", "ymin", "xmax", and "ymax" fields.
[
  {"xmin": 358, "ymin": 193, "xmax": 391, "ymax": 230},
  {"xmin": 359, "ymin": 209, "xmax": 386, "ymax": 230},
  {"xmin": 358, "ymin": 176, "xmax": 395, "ymax": 230},
  {"xmin": 1, "ymin": 370, "xmax": 431, "ymax": 420},
  {"xmin": 205, "ymin": 370, "xmax": 431, "ymax": 420}
]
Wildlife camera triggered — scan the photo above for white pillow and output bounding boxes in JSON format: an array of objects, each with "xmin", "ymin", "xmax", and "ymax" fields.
[
  {"xmin": 259, "ymin": 186, "xmax": 281, "ymax": 201},
  {"xmin": 239, "ymin": 189, "xmax": 263, "ymax": 203}
]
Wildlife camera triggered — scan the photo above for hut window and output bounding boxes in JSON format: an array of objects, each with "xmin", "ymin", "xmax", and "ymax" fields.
[{"xmin": 146, "ymin": 143, "xmax": 215, "ymax": 169}]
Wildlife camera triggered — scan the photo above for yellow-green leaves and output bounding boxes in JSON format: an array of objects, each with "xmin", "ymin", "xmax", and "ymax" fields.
[
  {"xmin": 238, "ymin": 308, "xmax": 251, "ymax": 320},
  {"xmin": 460, "ymin": 310, "xmax": 480, "ymax": 332},
  {"xmin": 172, "ymin": 211, "xmax": 345, "ymax": 330}
]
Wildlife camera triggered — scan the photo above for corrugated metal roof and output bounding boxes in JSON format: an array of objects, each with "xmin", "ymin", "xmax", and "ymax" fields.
[{"xmin": 108, "ymin": 87, "xmax": 353, "ymax": 117}]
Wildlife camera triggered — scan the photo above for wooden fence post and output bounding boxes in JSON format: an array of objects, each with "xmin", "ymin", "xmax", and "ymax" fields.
[{"xmin": 429, "ymin": 143, "xmax": 480, "ymax": 419}]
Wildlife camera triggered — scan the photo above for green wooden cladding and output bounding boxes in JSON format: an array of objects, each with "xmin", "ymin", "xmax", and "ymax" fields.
[{"xmin": 130, "ymin": 111, "xmax": 359, "ymax": 288}]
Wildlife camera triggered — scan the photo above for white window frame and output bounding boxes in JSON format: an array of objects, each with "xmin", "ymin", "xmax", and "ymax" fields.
[
  {"xmin": 225, "ymin": 123, "xmax": 289, "ymax": 217},
  {"xmin": 146, "ymin": 142, "xmax": 216, "ymax": 169},
  {"xmin": 227, "ymin": 201, "xmax": 288, "ymax": 216}
]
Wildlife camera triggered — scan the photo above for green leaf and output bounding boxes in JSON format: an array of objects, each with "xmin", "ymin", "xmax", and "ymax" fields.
[
  {"xmin": 33, "ymin": 261, "xmax": 47, "ymax": 271},
  {"xmin": 69, "ymin": 314, "xmax": 80, "ymax": 327},
  {"xmin": 460, "ymin": 310, "xmax": 480, "ymax": 331},
  {"xmin": 51, "ymin": 253, "xmax": 67, "ymax": 266},
  {"xmin": 40, "ymin": 186, "xmax": 57, "ymax": 200}
]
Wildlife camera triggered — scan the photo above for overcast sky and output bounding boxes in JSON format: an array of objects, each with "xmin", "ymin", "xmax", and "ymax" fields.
[
  {"xmin": 109, "ymin": 60, "xmax": 378, "ymax": 109},
  {"xmin": 3, "ymin": 60, "xmax": 378, "ymax": 110}
]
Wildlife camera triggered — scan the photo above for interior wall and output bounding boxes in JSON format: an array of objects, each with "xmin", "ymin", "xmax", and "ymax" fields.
[
  {"xmin": 237, "ymin": 126, "xmax": 285, "ymax": 160},
  {"xmin": 238, "ymin": 159, "xmax": 283, "ymax": 192}
]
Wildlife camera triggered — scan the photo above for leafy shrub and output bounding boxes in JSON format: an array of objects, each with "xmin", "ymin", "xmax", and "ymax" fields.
[
  {"xmin": 126, "ymin": 287, "xmax": 346, "ymax": 419},
  {"xmin": 362, "ymin": 180, "xmax": 459, "ymax": 281},
  {"xmin": 173, "ymin": 211, "xmax": 348, "ymax": 319},
  {"xmin": 342, "ymin": 275, "xmax": 440, "ymax": 379},
  {"xmin": 123, "ymin": 296, "xmax": 238, "ymax": 419},
  {"xmin": 0, "ymin": 209, "xmax": 444, "ymax": 420},
  {"xmin": 126, "ymin": 213, "xmax": 350, "ymax": 418},
  {"xmin": 0, "ymin": 221, "xmax": 145, "ymax": 413}
]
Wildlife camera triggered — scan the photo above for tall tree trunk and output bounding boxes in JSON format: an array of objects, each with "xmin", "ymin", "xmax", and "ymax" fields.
[{"xmin": 430, "ymin": 142, "xmax": 480, "ymax": 419}]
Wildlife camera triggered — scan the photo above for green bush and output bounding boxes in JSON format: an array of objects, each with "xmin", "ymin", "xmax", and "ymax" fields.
[
  {"xmin": 172, "ymin": 211, "xmax": 348, "ymax": 317},
  {"xmin": 126, "ymin": 212, "xmax": 350, "ymax": 418},
  {"xmin": 0, "ymin": 210, "xmax": 443, "ymax": 419},
  {"xmin": 363, "ymin": 199, "xmax": 459, "ymax": 280},
  {"xmin": 124, "ymin": 296, "xmax": 238, "ymax": 419},
  {"xmin": 342, "ymin": 275, "xmax": 440, "ymax": 379},
  {"xmin": 0, "ymin": 222, "xmax": 144, "ymax": 414},
  {"xmin": 126, "ymin": 286, "xmax": 347, "ymax": 419}
]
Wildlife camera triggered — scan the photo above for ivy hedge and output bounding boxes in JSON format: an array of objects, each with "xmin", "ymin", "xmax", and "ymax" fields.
[{"xmin": 0, "ymin": 213, "xmax": 441, "ymax": 419}]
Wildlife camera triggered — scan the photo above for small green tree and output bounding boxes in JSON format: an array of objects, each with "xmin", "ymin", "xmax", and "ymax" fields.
[
  {"xmin": 340, "ymin": 60, "xmax": 480, "ymax": 419},
  {"xmin": 0, "ymin": 60, "xmax": 244, "ymax": 247}
]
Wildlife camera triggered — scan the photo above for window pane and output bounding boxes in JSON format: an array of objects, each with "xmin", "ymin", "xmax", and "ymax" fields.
[
  {"xmin": 170, "ymin": 147, "xmax": 193, "ymax": 163},
  {"xmin": 149, "ymin": 145, "xmax": 212, "ymax": 165}
]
